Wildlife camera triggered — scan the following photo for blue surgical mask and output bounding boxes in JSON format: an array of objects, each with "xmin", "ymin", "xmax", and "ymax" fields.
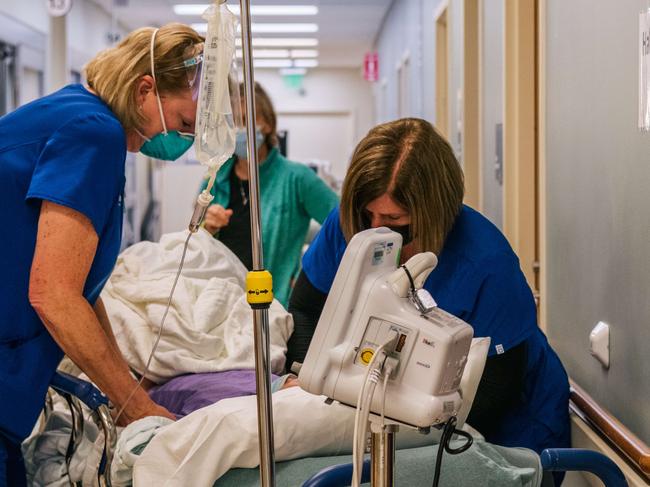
[
  {"xmin": 234, "ymin": 129, "xmax": 265, "ymax": 160},
  {"xmin": 139, "ymin": 28, "xmax": 195, "ymax": 161}
]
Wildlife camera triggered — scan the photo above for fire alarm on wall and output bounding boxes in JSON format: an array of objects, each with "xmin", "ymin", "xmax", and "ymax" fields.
[{"xmin": 46, "ymin": 0, "xmax": 73, "ymax": 17}]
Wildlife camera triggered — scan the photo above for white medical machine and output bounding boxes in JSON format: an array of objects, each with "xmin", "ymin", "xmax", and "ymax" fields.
[
  {"xmin": 299, "ymin": 227, "xmax": 474, "ymax": 429},
  {"xmin": 299, "ymin": 227, "xmax": 474, "ymax": 486}
]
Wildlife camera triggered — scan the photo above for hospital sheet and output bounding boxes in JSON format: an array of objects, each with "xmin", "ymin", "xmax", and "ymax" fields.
[
  {"xmin": 101, "ymin": 229, "xmax": 293, "ymax": 382},
  {"xmin": 133, "ymin": 387, "xmax": 479, "ymax": 486},
  {"xmin": 110, "ymin": 416, "xmax": 173, "ymax": 487}
]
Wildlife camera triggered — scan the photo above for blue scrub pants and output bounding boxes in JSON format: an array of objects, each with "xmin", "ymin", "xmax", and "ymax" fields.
[{"xmin": 0, "ymin": 434, "xmax": 26, "ymax": 487}]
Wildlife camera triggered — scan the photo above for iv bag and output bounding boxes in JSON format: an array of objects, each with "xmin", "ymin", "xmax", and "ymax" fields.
[{"xmin": 194, "ymin": 2, "xmax": 240, "ymax": 170}]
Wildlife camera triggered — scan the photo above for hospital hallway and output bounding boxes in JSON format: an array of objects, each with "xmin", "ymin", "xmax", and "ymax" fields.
[{"xmin": 0, "ymin": 0, "xmax": 649, "ymax": 486}]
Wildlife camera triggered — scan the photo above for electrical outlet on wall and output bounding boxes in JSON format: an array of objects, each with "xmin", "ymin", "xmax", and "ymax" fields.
[{"xmin": 589, "ymin": 321, "xmax": 610, "ymax": 369}]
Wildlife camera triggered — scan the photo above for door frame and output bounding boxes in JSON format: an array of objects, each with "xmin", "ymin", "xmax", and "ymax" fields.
[
  {"xmin": 503, "ymin": 0, "xmax": 539, "ymax": 299},
  {"xmin": 536, "ymin": 0, "xmax": 547, "ymax": 327},
  {"xmin": 462, "ymin": 0, "xmax": 480, "ymax": 209},
  {"xmin": 435, "ymin": 1, "xmax": 450, "ymax": 138}
]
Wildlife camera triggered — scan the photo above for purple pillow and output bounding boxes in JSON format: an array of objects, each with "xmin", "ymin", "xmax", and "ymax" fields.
[{"xmin": 149, "ymin": 369, "xmax": 279, "ymax": 418}]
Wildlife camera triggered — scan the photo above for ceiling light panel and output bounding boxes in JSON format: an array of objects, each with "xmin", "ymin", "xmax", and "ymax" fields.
[
  {"xmin": 290, "ymin": 49, "xmax": 318, "ymax": 58},
  {"xmin": 280, "ymin": 67, "xmax": 307, "ymax": 76},
  {"xmin": 232, "ymin": 5, "xmax": 318, "ymax": 16},
  {"xmin": 175, "ymin": 5, "xmax": 318, "ymax": 16},
  {"xmin": 193, "ymin": 23, "xmax": 319, "ymax": 34},
  {"xmin": 235, "ymin": 38, "xmax": 319, "ymax": 47},
  {"xmin": 293, "ymin": 59, "xmax": 318, "ymax": 68},
  {"xmin": 236, "ymin": 49, "xmax": 291, "ymax": 58},
  {"xmin": 249, "ymin": 23, "xmax": 318, "ymax": 33},
  {"xmin": 253, "ymin": 59, "xmax": 294, "ymax": 68}
]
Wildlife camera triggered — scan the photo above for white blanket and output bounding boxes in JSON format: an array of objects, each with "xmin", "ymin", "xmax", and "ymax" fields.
[
  {"xmin": 132, "ymin": 338, "xmax": 491, "ymax": 487},
  {"xmin": 101, "ymin": 229, "xmax": 293, "ymax": 383}
]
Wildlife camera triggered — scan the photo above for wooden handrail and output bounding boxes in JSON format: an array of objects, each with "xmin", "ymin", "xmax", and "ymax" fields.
[{"xmin": 570, "ymin": 379, "xmax": 650, "ymax": 476}]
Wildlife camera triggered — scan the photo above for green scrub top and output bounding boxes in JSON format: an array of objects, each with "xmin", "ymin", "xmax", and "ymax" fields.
[{"xmin": 204, "ymin": 147, "xmax": 338, "ymax": 306}]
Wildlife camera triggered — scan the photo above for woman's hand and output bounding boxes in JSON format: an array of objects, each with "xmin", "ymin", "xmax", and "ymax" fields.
[
  {"xmin": 115, "ymin": 393, "xmax": 176, "ymax": 426},
  {"xmin": 204, "ymin": 204, "xmax": 233, "ymax": 235},
  {"xmin": 30, "ymin": 202, "xmax": 175, "ymax": 429}
]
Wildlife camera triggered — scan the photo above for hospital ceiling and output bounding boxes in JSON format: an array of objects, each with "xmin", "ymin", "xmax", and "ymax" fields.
[{"xmin": 98, "ymin": 0, "xmax": 393, "ymax": 68}]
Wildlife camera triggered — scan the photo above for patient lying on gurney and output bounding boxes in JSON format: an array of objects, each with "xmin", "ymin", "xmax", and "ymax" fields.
[
  {"xmin": 23, "ymin": 229, "xmax": 295, "ymax": 483},
  {"xmin": 22, "ymin": 230, "xmax": 493, "ymax": 486},
  {"xmin": 25, "ymin": 338, "xmax": 491, "ymax": 487}
]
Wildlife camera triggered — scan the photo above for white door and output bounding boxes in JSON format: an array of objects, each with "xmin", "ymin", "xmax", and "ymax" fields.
[{"xmin": 276, "ymin": 111, "xmax": 355, "ymax": 182}]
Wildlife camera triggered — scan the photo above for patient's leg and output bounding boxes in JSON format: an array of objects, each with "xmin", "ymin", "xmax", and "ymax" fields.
[{"xmin": 133, "ymin": 386, "xmax": 440, "ymax": 486}]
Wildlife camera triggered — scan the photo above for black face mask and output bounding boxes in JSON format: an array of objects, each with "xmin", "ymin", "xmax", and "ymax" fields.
[
  {"xmin": 386, "ymin": 224, "xmax": 413, "ymax": 246},
  {"xmin": 361, "ymin": 214, "xmax": 414, "ymax": 246}
]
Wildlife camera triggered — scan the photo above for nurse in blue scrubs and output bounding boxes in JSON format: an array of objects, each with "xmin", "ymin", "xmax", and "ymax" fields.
[
  {"xmin": 0, "ymin": 24, "xmax": 203, "ymax": 485},
  {"xmin": 287, "ymin": 118, "xmax": 571, "ymax": 457}
]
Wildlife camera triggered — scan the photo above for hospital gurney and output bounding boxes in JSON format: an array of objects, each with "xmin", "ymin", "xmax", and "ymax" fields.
[{"xmin": 43, "ymin": 372, "xmax": 628, "ymax": 487}]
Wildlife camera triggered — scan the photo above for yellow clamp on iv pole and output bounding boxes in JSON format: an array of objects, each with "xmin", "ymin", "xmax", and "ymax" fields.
[{"xmin": 246, "ymin": 270, "xmax": 274, "ymax": 309}]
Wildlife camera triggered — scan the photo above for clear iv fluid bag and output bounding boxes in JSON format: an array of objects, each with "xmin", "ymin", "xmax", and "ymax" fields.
[{"xmin": 195, "ymin": 3, "xmax": 238, "ymax": 171}]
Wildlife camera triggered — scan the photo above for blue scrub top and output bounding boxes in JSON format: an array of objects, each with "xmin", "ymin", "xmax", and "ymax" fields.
[
  {"xmin": 302, "ymin": 205, "xmax": 570, "ymax": 453},
  {"xmin": 0, "ymin": 84, "xmax": 126, "ymax": 443}
]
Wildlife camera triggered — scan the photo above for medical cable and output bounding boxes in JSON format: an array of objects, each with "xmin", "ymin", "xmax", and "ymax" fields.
[
  {"xmin": 379, "ymin": 356, "xmax": 398, "ymax": 428},
  {"xmin": 352, "ymin": 344, "xmax": 385, "ymax": 487},
  {"xmin": 114, "ymin": 231, "xmax": 193, "ymax": 424},
  {"xmin": 357, "ymin": 367, "xmax": 381, "ymax": 469},
  {"xmin": 431, "ymin": 416, "xmax": 474, "ymax": 487},
  {"xmin": 380, "ymin": 370, "xmax": 389, "ymax": 427},
  {"xmin": 351, "ymin": 332, "xmax": 399, "ymax": 487},
  {"xmin": 400, "ymin": 264, "xmax": 417, "ymax": 293}
]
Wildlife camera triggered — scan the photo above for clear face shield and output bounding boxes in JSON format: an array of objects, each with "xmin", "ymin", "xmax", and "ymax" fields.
[
  {"xmin": 139, "ymin": 33, "xmax": 205, "ymax": 160},
  {"xmin": 158, "ymin": 43, "xmax": 204, "ymax": 104}
]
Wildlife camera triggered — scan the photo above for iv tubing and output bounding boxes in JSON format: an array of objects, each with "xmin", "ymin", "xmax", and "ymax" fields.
[{"xmin": 114, "ymin": 231, "xmax": 192, "ymax": 424}]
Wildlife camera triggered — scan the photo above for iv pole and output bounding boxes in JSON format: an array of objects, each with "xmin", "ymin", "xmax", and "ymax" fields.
[{"xmin": 238, "ymin": 0, "xmax": 276, "ymax": 485}]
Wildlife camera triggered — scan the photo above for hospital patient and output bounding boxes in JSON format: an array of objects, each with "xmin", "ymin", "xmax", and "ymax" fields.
[{"xmin": 287, "ymin": 117, "xmax": 571, "ymax": 456}]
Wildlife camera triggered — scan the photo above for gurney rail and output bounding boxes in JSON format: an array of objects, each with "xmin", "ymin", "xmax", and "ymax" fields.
[
  {"xmin": 541, "ymin": 448, "xmax": 627, "ymax": 487},
  {"xmin": 48, "ymin": 371, "xmax": 117, "ymax": 487},
  {"xmin": 301, "ymin": 447, "xmax": 628, "ymax": 487},
  {"xmin": 301, "ymin": 461, "xmax": 370, "ymax": 487}
]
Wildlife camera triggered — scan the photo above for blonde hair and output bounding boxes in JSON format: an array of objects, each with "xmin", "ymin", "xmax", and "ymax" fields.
[
  {"xmin": 239, "ymin": 82, "xmax": 278, "ymax": 148},
  {"xmin": 340, "ymin": 118, "xmax": 464, "ymax": 254},
  {"xmin": 85, "ymin": 23, "xmax": 203, "ymax": 131}
]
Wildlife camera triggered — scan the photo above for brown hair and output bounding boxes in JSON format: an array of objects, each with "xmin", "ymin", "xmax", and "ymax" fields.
[
  {"xmin": 85, "ymin": 23, "xmax": 203, "ymax": 131},
  {"xmin": 239, "ymin": 82, "xmax": 278, "ymax": 148},
  {"xmin": 340, "ymin": 118, "xmax": 464, "ymax": 254}
]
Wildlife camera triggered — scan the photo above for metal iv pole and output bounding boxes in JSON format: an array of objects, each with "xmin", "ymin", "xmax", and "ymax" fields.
[{"xmin": 238, "ymin": 0, "xmax": 276, "ymax": 485}]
